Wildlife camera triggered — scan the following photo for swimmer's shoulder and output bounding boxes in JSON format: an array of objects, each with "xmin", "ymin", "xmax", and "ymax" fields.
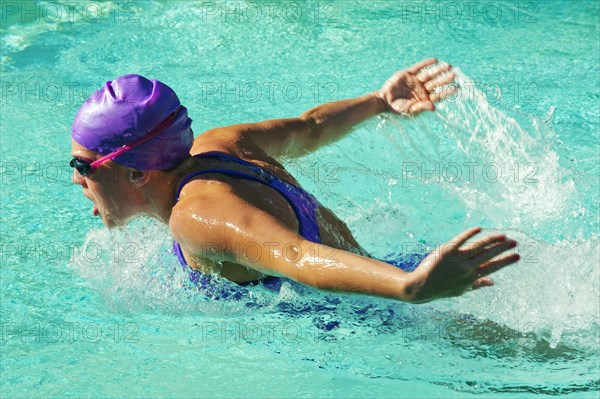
[
  {"xmin": 190, "ymin": 126, "xmax": 240, "ymax": 155},
  {"xmin": 169, "ymin": 182, "xmax": 239, "ymax": 252},
  {"xmin": 191, "ymin": 126, "xmax": 285, "ymax": 169}
]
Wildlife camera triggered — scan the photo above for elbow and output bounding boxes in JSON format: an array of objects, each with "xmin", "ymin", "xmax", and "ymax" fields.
[{"xmin": 299, "ymin": 113, "xmax": 321, "ymax": 142}]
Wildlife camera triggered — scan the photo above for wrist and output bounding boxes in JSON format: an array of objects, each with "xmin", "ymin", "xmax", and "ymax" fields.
[
  {"xmin": 371, "ymin": 91, "xmax": 389, "ymax": 114},
  {"xmin": 398, "ymin": 272, "xmax": 428, "ymax": 304}
]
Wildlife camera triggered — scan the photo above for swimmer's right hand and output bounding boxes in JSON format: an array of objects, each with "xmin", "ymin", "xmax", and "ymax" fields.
[
  {"xmin": 377, "ymin": 58, "xmax": 457, "ymax": 116},
  {"xmin": 402, "ymin": 227, "xmax": 520, "ymax": 303}
]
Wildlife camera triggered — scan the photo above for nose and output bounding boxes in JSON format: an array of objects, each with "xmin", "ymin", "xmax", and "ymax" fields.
[{"xmin": 72, "ymin": 169, "xmax": 86, "ymax": 186}]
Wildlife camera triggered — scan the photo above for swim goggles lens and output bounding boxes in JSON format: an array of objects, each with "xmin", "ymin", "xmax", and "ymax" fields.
[{"xmin": 70, "ymin": 158, "xmax": 93, "ymax": 176}]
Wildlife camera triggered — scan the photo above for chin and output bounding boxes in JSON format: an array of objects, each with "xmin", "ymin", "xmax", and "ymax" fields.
[
  {"xmin": 100, "ymin": 205, "xmax": 139, "ymax": 228},
  {"xmin": 103, "ymin": 218, "xmax": 119, "ymax": 229},
  {"xmin": 102, "ymin": 214, "xmax": 129, "ymax": 229}
]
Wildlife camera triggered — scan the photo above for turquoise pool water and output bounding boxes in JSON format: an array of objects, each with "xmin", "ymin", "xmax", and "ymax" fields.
[{"xmin": 1, "ymin": 0, "xmax": 598, "ymax": 397}]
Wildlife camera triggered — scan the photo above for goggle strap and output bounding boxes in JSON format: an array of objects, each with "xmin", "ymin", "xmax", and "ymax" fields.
[{"xmin": 90, "ymin": 106, "xmax": 182, "ymax": 168}]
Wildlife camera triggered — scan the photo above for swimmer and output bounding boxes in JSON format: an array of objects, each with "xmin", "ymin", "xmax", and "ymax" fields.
[{"xmin": 70, "ymin": 58, "xmax": 520, "ymax": 303}]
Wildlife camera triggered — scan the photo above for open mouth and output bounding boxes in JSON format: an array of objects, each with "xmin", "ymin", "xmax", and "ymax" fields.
[{"xmin": 83, "ymin": 191, "xmax": 99, "ymax": 217}]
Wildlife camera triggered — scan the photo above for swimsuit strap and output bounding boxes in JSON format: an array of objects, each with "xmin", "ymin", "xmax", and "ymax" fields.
[{"xmin": 174, "ymin": 151, "xmax": 321, "ymax": 243}]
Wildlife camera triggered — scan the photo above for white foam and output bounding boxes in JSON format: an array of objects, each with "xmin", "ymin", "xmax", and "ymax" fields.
[{"xmin": 376, "ymin": 70, "xmax": 599, "ymax": 347}]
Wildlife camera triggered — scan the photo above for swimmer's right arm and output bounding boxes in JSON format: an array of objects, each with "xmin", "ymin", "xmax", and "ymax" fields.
[
  {"xmin": 171, "ymin": 194, "xmax": 519, "ymax": 303},
  {"xmin": 200, "ymin": 58, "xmax": 457, "ymax": 159}
]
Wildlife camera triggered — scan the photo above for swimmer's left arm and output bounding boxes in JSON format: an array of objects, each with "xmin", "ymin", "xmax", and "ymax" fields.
[
  {"xmin": 200, "ymin": 92, "xmax": 386, "ymax": 158},
  {"xmin": 200, "ymin": 58, "xmax": 457, "ymax": 158},
  {"xmin": 248, "ymin": 58, "xmax": 457, "ymax": 158}
]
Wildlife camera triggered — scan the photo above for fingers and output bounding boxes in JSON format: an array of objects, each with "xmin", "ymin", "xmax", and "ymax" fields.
[
  {"xmin": 472, "ymin": 239, "xmax": 517, "ymax": 264},
  {"xmin": 471, "ymin": 277, "xmax": 494, "ymax": 290},
  {"xmin": 446, "ymin": 227, "xmax": 482, "ymax": 252},
  {"xmin": 465, "ymin": 234, "xmax": 507, "ymax": 257},
  {"xmin": 476, "ymin": 253, "xmax": 521, "ymax": 278},
  {"xmin": 407, "ymin": 58, "xmax": 438, "ymax": 74},
  {"xmin": 419, "ymin": 63, "xmax": 456, "ymax": 104},
  {"xmin": 417, "ymin": 62, "xmax": 452, "ymax": 83},
  {"xmin": 424, "ymin": 72, "xmax": 455, "ymax": 92}
]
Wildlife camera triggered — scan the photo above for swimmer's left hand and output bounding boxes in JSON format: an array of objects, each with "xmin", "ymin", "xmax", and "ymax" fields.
[{"xmin": 378, "ymin": 58, "xmax": 457, "ymax": 116}]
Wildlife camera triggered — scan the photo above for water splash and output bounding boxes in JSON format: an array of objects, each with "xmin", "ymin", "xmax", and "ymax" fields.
[
  {"xmin": 382, "ymin": 69, "xmax": 581, "ymax": 233},
  {"xmin": 69, "ymin": 219, "xmax": 194, "ymax": 312},
  {"xmin": 68, "ymin": 219, "xmax": 315, "ymax": 315},
  {"xmin": 376, "ymin": 69, "xmax": 599, "ymax": 347}
]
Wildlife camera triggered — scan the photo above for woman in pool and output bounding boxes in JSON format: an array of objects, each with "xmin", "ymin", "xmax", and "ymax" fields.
[{"xmin": 70, "ymin": 58, "xmax": 520, "ymax": 303}]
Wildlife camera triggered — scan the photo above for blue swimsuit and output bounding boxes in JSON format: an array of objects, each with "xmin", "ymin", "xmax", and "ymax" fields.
[
  {"xmin": 172, "ymin": 151, "xmax": 322, "ymax": 288},
  {"xmin": 172, "ymin": 151, "xmax": 425, "ymax": 291}
]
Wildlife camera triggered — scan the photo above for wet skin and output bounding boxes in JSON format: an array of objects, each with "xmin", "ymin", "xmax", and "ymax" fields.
[
  {"xmin": 72, "ymin": 137, "xmax": 369, "ymax": 283},
  {"xmin": 72, "ymin": 58, "xmax": 520, "ymax": 303}
]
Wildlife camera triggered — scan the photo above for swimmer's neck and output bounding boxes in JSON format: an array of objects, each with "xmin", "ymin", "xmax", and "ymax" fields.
[{"xmin": 132, "ymin": 157, "xmax": 200, "ymax": 226}]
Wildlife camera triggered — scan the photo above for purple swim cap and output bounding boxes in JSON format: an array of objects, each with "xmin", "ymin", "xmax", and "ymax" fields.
[{"xmin": 71, "ymin": 74, "xmax": 193, "ymax": 170}]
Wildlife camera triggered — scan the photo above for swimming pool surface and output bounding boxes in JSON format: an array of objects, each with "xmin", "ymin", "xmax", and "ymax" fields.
[{"xmin": 1, "ymin": 0, "xmax": 599, "ymax": 397}]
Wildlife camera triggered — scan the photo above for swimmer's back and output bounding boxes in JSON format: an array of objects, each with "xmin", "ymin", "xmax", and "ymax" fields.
[{"xmin": 181, "ymin": 126, "xmax": 368, "ymax": 255}]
